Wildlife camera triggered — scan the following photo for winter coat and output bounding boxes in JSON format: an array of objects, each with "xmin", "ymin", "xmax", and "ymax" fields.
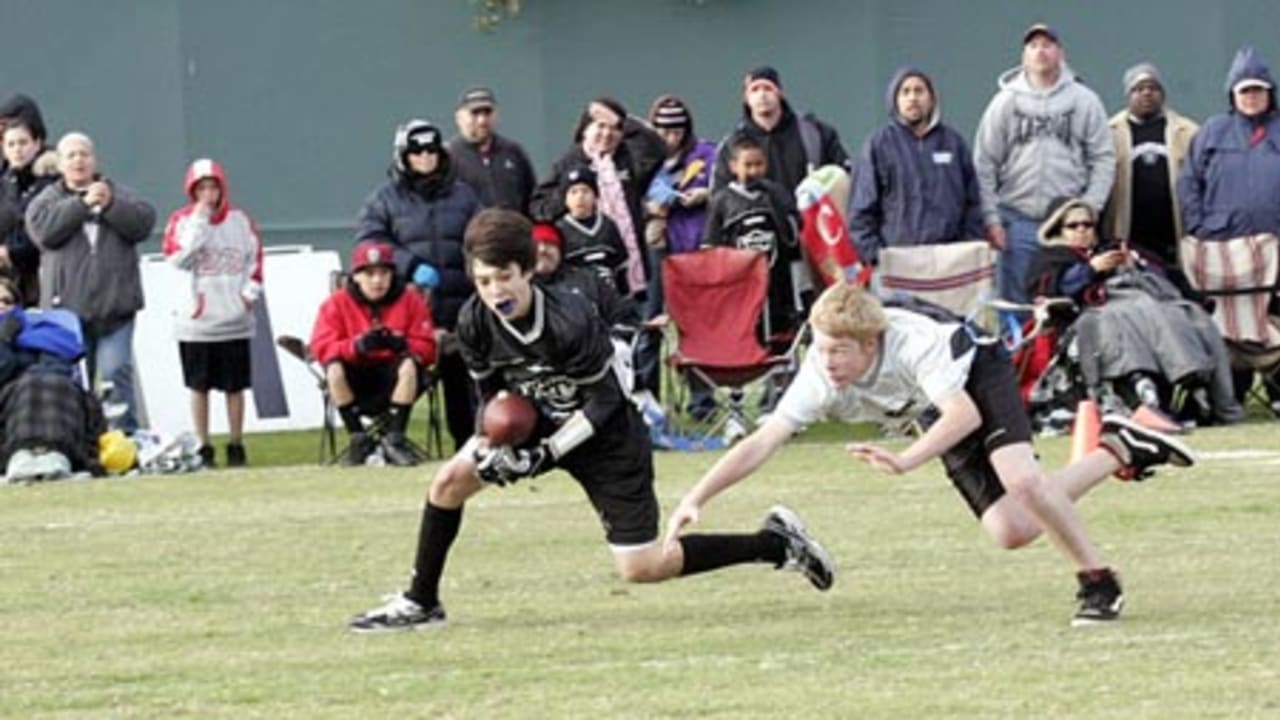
[
  {"xmin": 354, "ymin": 156, "xmax": 479, "ymax": 330},
  {"xmin": 0, "ymin": 160, "xmax": 58, "ymax": 304},
  {"xmin": 446, "ymin": 132, "xmax": 538, "ymax": 214},
  {"xmin": 162, "ymin": 159, "xmax": 263, "ymax": 342},
  {"xmin": 1177, "ymin": 46, "xmax": 1280, "ymax": 240},
  {"xmin": 25, "ymin": 178, "xmax": 156, "ymax": 334},
  {"xmin": 309, "ymin": 279, "xmax": 437, "ymax": 368},
  {"xmin": 849, "ymin": 67, "xmax": 985, "ymax": 264},
  {"xmin": 713, "ymin": 99, "xmax": 849, "ymax": 194},
  {"xmin": 973, "ymin": 62, "xmax": 1116, "ymax": 224},
  {"xmin": 1104, "ymin": 108, "xmax": 1198, "ymax": 245}
]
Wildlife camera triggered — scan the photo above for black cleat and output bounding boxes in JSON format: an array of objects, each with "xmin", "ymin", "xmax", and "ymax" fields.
[
  {"xmin": 342, "ymin": 432, "xmax": 376, "ymax": 467},
  {"xmin": 348, "ymin": 593, "xmax": 447, "ymax": 633},
  {"xmin": 1100, "ymin": 414, "xmax": 1195, "ymax": 480},
  {"xmin": 1072, "ymin": 568, "xmax": 1124, "ymax": 627},
  {"xmin": 762, "ymin": 505, "xmax": 836, "ymax": 591},
  {"xmin": 380, "ymin": 433, "xmax": 421, "ymax": 467},
  {"xmin": 197, "ymin": 444, "xmax": 216, "ymax": 469}
]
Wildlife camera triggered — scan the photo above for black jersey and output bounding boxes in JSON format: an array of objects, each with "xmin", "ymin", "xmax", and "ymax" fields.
[
  {"xmin": 456, "ymin": 285, "xmax": 631, "ymax": 432},
  {"xmin": 555, "ymin": 213, "xmax": 628, "ymax": 291},
  {"xmin": 536, "ymin": 263, "xmax": 640, "ymax": 335}
]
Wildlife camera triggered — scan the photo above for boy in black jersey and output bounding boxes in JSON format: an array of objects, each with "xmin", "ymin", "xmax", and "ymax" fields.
[
  {"xmin": 348, "ymin": 209, "xmax": 835, "ymax": 633},
  {"xmin": 554, "ymin": 165, "xmax": 629, "ymax": 293},
  {"xmin": 703, "ymin": 133, "xmax": 803, "ymax": 340}
]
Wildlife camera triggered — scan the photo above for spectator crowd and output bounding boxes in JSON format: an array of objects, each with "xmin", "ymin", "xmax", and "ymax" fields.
[{"xmin": 3, "ymin": 23, "xmax": 1278, "ymax": 479}]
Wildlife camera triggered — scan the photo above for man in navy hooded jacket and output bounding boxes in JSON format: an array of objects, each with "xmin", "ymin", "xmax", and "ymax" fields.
[{"xmin": 848, "ymin": 67, "xmax": 985, "ymax": 266}]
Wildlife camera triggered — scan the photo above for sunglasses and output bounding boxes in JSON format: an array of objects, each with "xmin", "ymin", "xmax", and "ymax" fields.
[
  {"xmin": 469, "ymin": 107, "xmax": 494, "ymax": 117},
  {"xmin": 1063, "ymin": 221, "xmax": 1095, "ymax": 231}
]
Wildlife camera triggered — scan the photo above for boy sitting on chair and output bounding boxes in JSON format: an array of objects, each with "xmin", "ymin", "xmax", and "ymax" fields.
[{"xmin": 310, "ymin": 239, "xmax": 437, "ymax": 466}]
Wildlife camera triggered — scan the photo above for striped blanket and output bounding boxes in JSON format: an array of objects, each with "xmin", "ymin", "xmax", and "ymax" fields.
[
  {"xmin": 877, "ymin": 240, "xmax": 996, "ymax": 324},
  {"xmin": 1180, "ymin": 234, "xmax": 1280, "ymax": 348}
]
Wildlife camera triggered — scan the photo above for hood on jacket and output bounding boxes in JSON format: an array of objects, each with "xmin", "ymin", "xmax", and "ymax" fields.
[
  {"xmin": 997, "ymin": 61, "xmax": 1081, "ymax": 97},
  {"xmin": 183, "ymin": 158, "xmax": 230, "ymax": 223},
  {"xmin": 1038, "ymin": 196, "xmax": 1096, "ymax": 245},
  {"xmin": 1224, "ymin": 45, "xmax": 1276, "ymax": 113},
  {"xmin": 885, "ymin": 66, "xmax": 940, "ymax": 133},
  {"xmin": 0, "ymin": 93, "xmax": 47, "ymax": 141}
]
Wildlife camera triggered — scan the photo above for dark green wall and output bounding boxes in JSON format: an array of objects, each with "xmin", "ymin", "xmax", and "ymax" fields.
[{"xmin": 2, "ymin": 0, "xmax": 1277, "ymax": 254}]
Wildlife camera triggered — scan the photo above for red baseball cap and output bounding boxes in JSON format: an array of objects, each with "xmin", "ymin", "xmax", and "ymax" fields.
[{"xmin": 351, "ymin": 240, "xmax": 396, "ymax": 272}]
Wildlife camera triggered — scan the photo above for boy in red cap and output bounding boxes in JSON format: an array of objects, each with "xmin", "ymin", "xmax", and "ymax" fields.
[{"xmin": 310, "ymin": 240, "xmax": 437, "ymax": 466}]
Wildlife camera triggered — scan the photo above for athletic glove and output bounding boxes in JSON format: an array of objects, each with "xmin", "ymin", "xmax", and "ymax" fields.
[{"xmin": 473, "ymin": 443, "xmax": 554, "ymax": 486}]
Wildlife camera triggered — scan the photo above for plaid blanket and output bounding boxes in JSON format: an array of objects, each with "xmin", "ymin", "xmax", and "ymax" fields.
[
  {"xmin": 877, "ymin": 240, "xmax": 996, "ymax": 325},
  {"xmin": 1180, "ymin": 234, "xmax": 1280, "ymax": 347}
]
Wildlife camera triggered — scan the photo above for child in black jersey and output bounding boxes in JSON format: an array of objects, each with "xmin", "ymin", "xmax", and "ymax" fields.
[
  {"xmin": 554, "ymin": 165, "xmax": 630, "ymax": 293},
  {"xmin": 348, "ymin": 209, "xmax": 836, "ymax": 633}
]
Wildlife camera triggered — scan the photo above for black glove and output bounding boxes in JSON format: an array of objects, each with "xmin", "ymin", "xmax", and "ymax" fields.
[
  {"xmin": 355, "ymin": 328, "xmax": 403, "ymax": 355},
  {"xmin": 354, "ymin": 330, "xmax": 379, "ymax": 356},
  {"xmin": 382, "ymin": 332, "xmax": 408, "ymax": 354}
]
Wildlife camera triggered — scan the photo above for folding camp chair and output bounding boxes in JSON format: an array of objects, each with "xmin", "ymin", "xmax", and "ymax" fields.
[
  {"xmin": 1180, "ymin": 234, "xmax": 1280, "ymax": 414},
  {"xmin": 660, "ymin": 247, "xmax": 799, "ymax": 443},
  {"xmin": 275, "ymin": 335, "xmax": 444, "ymax": 464}
]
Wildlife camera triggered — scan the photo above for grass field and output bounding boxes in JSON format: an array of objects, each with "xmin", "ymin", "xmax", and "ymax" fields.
[{"xmin": 3, "ymin": 422, "xmax": 1278, "ymax": 719}]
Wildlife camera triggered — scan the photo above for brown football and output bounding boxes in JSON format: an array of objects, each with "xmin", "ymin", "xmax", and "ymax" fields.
[{"xmin": 481, "ymin": 391, "xmax": 539, "ymax": 446}]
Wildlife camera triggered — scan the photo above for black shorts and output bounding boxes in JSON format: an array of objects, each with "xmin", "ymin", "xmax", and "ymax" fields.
[
  {"xmin": 553, "ymin": 410, "xmax": 659, "ymax": 546},
  {"xmin": 342, "ymin": 362, "xmax": 400, "ymax": 414},
  {"xmin": 937, "ymin": 342, "xmax": 1033, "ymax": 518},
  {"xmin": 179, "ymin": 339, "xmax": 252, "ymax": 392}
]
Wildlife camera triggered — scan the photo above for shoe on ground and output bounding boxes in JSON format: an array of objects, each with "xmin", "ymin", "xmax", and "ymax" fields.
[
  {"xmin": 1099, "ymin": 414, "xmax": 1195, "ymax": 481},
  {"xmin": 762, "ymin": 504, "xmax": 835, "ymax": 591},
  {"xmin": 1072, "ymin": 568, "xmax": 1124, "ymax": 627},
  {"xmin": 348, "ymin": 592, "xmax": 447, "ymax": 633},
  {"xmin": 342, "ymin": 432, "xmax": 376, "ymax": 467},
  {"xmin": 197, "ymin": 444, "xmax": 216, "ymax": 469},
  {"xmin": 381, "ymin": 433, "xmax": 421, "ymax": 467},
  {"xmin": 225, "ymin": 442, "xmax": 247, "ymax": 468}
]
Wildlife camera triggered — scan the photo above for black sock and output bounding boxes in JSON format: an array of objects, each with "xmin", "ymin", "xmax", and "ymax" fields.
[
  {"xmin": 388, "ymin": 402, "xmax": 413, "ymax": 434},
  {"xmin": 338, "ymin": 402, "xmax": 362, "ymax": 433},
  {"xmin": 407, "ymin": 502, "xmax": 463, "ymax": 607},
  {"xmin": 678, "ymin": 530, "xmax": 786, "ymax": 577}
]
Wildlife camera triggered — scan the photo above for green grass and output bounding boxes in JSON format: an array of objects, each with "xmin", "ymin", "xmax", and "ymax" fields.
[{"xmin": 3, "ymin": 423, "xmax": 1279, "ymax": 718}]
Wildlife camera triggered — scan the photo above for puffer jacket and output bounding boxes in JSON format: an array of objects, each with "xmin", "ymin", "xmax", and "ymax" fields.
[{"xmin": 354, "ymin": 154, "xmax": 479, "ymax": 330}]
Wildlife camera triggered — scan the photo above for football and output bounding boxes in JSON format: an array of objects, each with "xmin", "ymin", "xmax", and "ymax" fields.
[{"xmin": 481, "ymin": 391, "xmax": 539, "ymax": 446}]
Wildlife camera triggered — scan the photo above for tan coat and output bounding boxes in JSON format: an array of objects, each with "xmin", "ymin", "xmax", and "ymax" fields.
[{"xmin": 1104, "ymin": 108, "xmax": 1198, "ymax": 243}]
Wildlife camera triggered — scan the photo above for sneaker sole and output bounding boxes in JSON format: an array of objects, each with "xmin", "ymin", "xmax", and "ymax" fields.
[
  {"xmin": 765, "ymin": 505, "xmax": 837, "ymax": 591},
  {"xmin": 1071, "ymin": 595, "xmax": 1125, "ymax": 628},
  {"xmin": 1102, "ymin": 414, "xmax": 1195, "ymax": 467},
  {"xmin": 348, "ymin": 617, "xmax": 448, "ymax": 634}
]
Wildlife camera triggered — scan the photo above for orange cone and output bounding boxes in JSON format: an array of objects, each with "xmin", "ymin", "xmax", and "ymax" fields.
[
  {"xmin": 1131, "ymin": 405, "xmax": 1182, "ymax": 434},
  {"xmin": 1069, "ymin": 399, "xmax": 1102, "ymax": 464}
]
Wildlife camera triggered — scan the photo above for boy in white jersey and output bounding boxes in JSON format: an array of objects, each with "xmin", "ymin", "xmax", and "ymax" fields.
[{"xmin": 666, "ymin": 282, "xmax": 1195, "ymax": 626}]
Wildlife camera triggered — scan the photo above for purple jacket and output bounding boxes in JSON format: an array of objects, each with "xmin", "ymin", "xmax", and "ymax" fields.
[{"xmin": 646, "ymin": 140, "xmax": 717, "ymax": 254}]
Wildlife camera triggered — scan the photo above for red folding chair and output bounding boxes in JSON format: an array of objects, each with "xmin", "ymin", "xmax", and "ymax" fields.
[{"xmin": 661, "ymin": 247, "xmax": 796, "ymax": 442}]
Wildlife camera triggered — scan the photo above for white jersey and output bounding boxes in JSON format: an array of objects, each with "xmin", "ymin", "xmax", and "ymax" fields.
[{"xmin": 775, "ymin": 308, "xmax": 977, "ymax": 429}]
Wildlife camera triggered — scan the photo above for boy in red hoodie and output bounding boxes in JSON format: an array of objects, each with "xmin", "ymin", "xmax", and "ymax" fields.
[
  {"xmin": 310, "ymin": 240, "xmax": 437, "ymax": 466},
  {"xmin": 163, "ymin": 159, "xmax": 263, "ymax": 468}
]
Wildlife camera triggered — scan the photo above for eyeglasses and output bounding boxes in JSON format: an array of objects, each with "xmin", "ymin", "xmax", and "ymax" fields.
[
  {"xmin": 469, "ymin": 107, "xmax": 494, "ymax": 117},
  {"xmin": 1063, "ymin": 221, "xmax": 1095, "ymax": 231}
]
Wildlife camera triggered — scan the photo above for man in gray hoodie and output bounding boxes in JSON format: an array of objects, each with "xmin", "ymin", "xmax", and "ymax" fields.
[{"xmin": 974, "ymin": 24, "xmax": 1115, "ymax": 306}]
